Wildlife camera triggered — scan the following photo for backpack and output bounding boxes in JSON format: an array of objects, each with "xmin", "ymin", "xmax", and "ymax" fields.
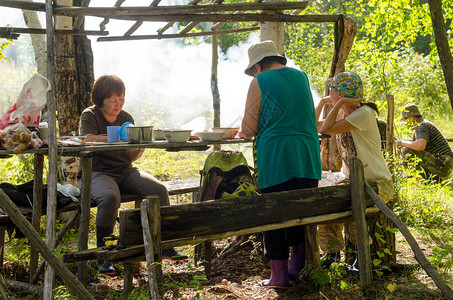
[{"xmin": 200, "ymin": 150, "xmax": 259, "ymax": 202}]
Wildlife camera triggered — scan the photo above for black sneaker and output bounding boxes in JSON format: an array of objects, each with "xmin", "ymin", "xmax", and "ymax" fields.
[
  {"xmin": 98, "ymin": 259, "xmax": 115, "ymax": 276},
  {"xmin": 162, "ymin": 248, "xmax": 189, "ymax": 261},
  {"xmin": 321, "ymin": 251, "xmax": 341, "ymax": 268}
]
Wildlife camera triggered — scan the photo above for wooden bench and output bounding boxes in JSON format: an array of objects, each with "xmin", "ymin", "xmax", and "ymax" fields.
[
  {"xmin": 63, "ymin": 158, "xmax": 382, "ymax": 298},
  {"xmin": 0, "ymin": 177, "xmax": 200, "ymax": 283}
]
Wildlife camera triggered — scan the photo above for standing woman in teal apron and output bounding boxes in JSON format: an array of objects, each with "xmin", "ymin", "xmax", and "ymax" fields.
[{"xmin": 240, "ymin": 41, "xmax": 322, "ymax": 287}]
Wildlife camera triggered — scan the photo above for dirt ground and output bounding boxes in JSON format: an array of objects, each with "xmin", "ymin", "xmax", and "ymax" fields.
[{"xmin": 83, "ymin": 232, "xmax": 449, "ymax": 300}]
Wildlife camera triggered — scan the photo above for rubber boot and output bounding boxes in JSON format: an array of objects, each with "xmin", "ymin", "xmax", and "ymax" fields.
[
  {"xmin": 162, "ymin": 248, "xmax": 189, "ymax": 261},
  {"xmin": 261, "ymin": 259, "xmax": 290, "ymax": 288},
  {"xmin": 288, "ymin": 243, "xmax": 305, "ymax": 280},
  {"xmin": 320, "ymin": 251, "xmax": 341, "ymax": 268},
  {"xmin": 96, "ymin": 226, "xmax": 115, "ymax": 275}
]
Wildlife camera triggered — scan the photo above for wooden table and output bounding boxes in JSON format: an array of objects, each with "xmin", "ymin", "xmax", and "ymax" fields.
[{"xmin": 0, "ymin": 138, "xmax": 252, "ymax": 285}]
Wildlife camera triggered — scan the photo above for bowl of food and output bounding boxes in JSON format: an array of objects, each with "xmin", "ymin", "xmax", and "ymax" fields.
[
  {"xmin": 196, "ymin": 131, "xmax": 225, "ymax": 141},
  {"xmin": 212, "ymin": 127, "xmax": 239, "ymax": 139},
  {"xmin": 163, "ymin": 129, "xmax": 192, "ymax": 143},
  {"xmin": 153, "ymin": 129, "xmax": 166, "ymax": 140}
]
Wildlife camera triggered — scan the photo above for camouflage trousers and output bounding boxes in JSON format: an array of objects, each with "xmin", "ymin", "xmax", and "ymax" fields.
[
  {"xmin": 402, "ymin": 147, "xmax": 453, "ymax": 179},
  {"xmin": 318, "ymin": 178, "xmax": 394, "ymax": 253}
]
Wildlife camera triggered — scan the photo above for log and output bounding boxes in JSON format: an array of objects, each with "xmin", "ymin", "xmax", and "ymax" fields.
[
  {"xmin": 119, "ymin": 184, "xmax": 377, "ymax": 247},
  {"xmin": 0, "ymin": 189, "xmax": 95, "ymax": 300},
  {"xmin": 140, "ymin": 199, "xmax": 159, "ymax": 300},
  {"xmin": 364, "ymin": 182, "xmax": 453, "ymax": 299},
  {"xmin": 349, "ymin": 158, "xmax": 372, "ymax": 288},
  {"xmin": 53, "ymin": 2, "xmax": 312, "ymax": 17},
  {"xmin": 4, "ymin": 278, "xmax": 42, "ymax": 294}
]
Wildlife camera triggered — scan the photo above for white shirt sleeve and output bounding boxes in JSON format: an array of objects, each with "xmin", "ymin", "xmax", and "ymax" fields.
[{"xmin": 345, "ymin": 106, "xmax": 374, "ymax": 131}]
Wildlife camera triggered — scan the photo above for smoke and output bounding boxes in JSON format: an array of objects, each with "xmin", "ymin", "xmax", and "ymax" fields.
[{"xmin": 1, "ymin": 1, "xmax": 321, "ymax": 127}]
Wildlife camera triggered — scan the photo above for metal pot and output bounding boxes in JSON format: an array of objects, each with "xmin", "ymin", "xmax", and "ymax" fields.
[{"xmin": 127, "ymin": 126, "xmax": 141, "ymax": 144}]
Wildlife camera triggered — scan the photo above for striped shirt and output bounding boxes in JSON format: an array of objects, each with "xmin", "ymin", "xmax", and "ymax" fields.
[{"xmin": 413, "ymin": 119, "xmax": 453, "ymax": 156}]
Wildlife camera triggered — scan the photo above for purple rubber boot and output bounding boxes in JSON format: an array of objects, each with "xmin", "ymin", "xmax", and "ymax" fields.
[
  {"xmin": 261, "ymin": 259, "xmax": 290, "ymax": 288},
  {"xmin": 288, "ymin": 243, "xmax": 305, "ymax": 280}
]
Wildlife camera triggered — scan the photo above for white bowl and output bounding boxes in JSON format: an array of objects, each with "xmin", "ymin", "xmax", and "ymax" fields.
[
  {"xmin": 196, "ymin": 131, "xmax": 225, "ymax": 141},
  {"xmin": 153, "ymin": 129, "xmax": 166, "ymax": 140},
  {"xmin": 163, "ymin": 130, "xmax": 192, "ymax": 143},
  {"xmin": 212, "ymin": 127, "xmax": 239, "ymax": 139}
]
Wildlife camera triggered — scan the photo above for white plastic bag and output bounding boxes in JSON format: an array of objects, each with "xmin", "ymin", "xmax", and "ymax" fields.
[{"xmin": 0, "ymin": 73, "xmax": 50, "ymax": 130}]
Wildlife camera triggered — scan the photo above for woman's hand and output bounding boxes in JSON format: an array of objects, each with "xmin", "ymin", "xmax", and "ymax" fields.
[{"xmin": 339, "ymin": 97, "xmax": 363, "ymax": 108}]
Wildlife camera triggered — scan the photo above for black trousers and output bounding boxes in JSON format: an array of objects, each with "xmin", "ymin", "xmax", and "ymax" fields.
[{"xmin": 261, "ymin": 178, "xmax": 318, "ymax": 260}]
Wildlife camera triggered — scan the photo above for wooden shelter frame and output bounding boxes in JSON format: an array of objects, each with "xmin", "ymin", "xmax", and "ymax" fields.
[{"xmin": 0, "ymin": 0, "xmax": 354, "ymax": 299}]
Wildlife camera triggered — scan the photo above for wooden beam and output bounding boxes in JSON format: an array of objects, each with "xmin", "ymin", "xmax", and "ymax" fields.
[
  {"xmin": 98, "ymin": 26, "xmax": 259, "ymax": 41},
  {"xmin": 124, "ymin": 0, "xmax": 162, "ymax": 36},
  {"xmin": 53, "ymin": 2, "xmax": 312, "ymax": 17},
  {"xmin": 0, "ymin": 0, "xmax": 45, "ymax": 11},
  {"xmin": 0, "ymin": 190, "xmax": 95, "ymax": 300},
  {"xmin": 0, "ymin": 27, "xmax": 108, "ymax": 36},
  {"xmin": 364, "ymin": 182, "xmax": 453, "ymax": 299},
  {"xmin": 30, "ymin": 154, "xmax": 44, "ymax": 283},
  {"xmin": 99, "ymin": 0, "xmax": 125, "ymax": 32},
  {"xmin": 93, "ymin": 13, "xmax": 340, "ymax": 23}
]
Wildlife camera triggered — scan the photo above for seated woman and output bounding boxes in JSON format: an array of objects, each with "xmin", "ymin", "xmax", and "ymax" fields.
[
  {"xmin": 78, "ymin": 75, "xmax": 187, "ymax": 276},
  {"xmin": 316, "ymin": 71, "xmax": 394, "ymax": 273}
]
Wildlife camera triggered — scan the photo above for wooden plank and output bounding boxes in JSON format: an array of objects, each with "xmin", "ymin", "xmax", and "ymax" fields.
[
  {"xmin": 141, "ymin": 199, "xmax": 159, "ymax": 300},
  {"xmin": 53, "ymin": 2, "xmax": 313, "ymax": 17},
  {"xmin": 30, "ymin": 153, "xmax": 44, "ymax": 282},
  {"xmin": 364, "ymin": 182, "xmax": 453, "ymax": 299},
  {"xmin": 349, "ymin": 158, "xmax": 372, "ymax": 287},
  {"xmin": 119, "ymin": 184, "xmax": 376, "ymax": 247},
  {"xmin": 0, "ymin": 190, "xmax": 95, "ymax": 300}
]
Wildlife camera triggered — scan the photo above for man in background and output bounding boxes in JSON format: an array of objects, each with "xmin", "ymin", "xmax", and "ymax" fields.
[{"xmin": 396, "ymin": 103, "xmax": 453, "ymax": 179}]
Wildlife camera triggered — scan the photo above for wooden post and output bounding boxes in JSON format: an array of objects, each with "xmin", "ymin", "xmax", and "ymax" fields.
[
  {"xmin": 140, "ymin": 197, "xmax": 160, "ymax": 300},
  {"xmin": 365, "ymin": 182, "xmax": 453, "ymax": 299},
  {"xmin": 78, "ymin": 153, "xmax": 92, "ymax": 285},
  {"xmin": 44, "ymin": 0, "xmax": 58, "ymax": 298},
  {"xmin": 304, "ymin": 224, "xmax": 320, "ymax": 268},
  {"xmin": 0, "ymin": 189, "xmax": 95, "ymax": 300},
  {"xmin": 0, "ymin": 226, "xmax": 5, "ymax": 267},
  {"xmin": 30, "ymin": 153, "xmax": 44, "ymax": 282},
  {"xmin": 349, "ymin": 158, "xmax": 372, "ymax": 288},
  {"xmin": 122, "ymin": 262, "xmax": 134, "ymax": 298}
]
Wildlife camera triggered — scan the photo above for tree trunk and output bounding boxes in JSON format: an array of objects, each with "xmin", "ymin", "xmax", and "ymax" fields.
[
  {"xmin": 428, "ymin": 0, "xmax": 453, "ymax": 112},
  {"xmin": 321, "ymin": 16, "xmax": 357, "ymax": 172},
  {"xmin": 54, "ymin": 0, "xmax": 94, "ymax": 186}
]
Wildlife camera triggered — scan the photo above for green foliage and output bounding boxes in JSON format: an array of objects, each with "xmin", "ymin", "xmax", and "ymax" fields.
[
  {"xmin": 163, "ymin": 262, "xmax": 207, "ymax": 299},
  {"xmin": 0, "ymin": 39, "xmax": 12, "ymax": 61},
  {"xmin": 0, "ymin": 155, "xmax": 41, "ymax": 184}
]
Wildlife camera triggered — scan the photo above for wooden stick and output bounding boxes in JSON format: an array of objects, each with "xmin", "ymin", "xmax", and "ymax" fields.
[
  {"xmin": 0, "ymin": 189, "xmax": 95, "ymax": 300},
  {"xmin": 31, "ymin": 209, "xmax": 80, "ymax": 284},
  {"xmin": 349, "ymin": 158, "xmax": 372, "ymax": 287},
  {"xmin": 73, "ymin": 0, "xmax": 91, "ymax": 30},
  {"xmin": 140, "ymin": 199, "xmax": 159, "ymax": 300},
  {"xmin": 0, "ymin": 27, "xmax": 108, "ymax": 36},
  {"xmin": 364, "ymin": 182, "xmax": 453, "ymax": 298},
  {"xmin": 53, "ymin": 2, "xmax": 312, "ymax": 17},
  {"xmin": 0, "ymin": 274, "xmax": 9, "ymax": 299},
  {"xmin": 0, "ymin": 0, "xmax": 45, "ymax": 11},
  {"xmin": 98, "ymin": 27, "xmax": 259, "ymax": 41},
  {"xmin": 122, "ymin": 262, "xmax": 134, "ymax": 298},
  {"xmin": 44, "ymin": 0, "xmax": 58, "ymax": 297}
]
